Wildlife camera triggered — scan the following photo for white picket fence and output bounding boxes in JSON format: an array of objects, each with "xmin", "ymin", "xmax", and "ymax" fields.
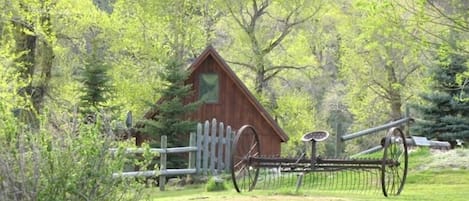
[{"xmin": 110, "ymin": 119, "xmax": 234, "ymax": 190}]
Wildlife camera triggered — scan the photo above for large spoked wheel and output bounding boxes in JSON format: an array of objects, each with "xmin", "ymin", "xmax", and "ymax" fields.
[
  {"xmin": 231, "ymin": 125, "xmax": 261, "ymax": 193},
  {"xmin": 381, "ymin": 127, "xmax": 408, "ymax": 197}
]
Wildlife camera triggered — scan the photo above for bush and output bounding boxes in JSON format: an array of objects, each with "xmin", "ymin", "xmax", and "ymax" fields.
[
  {"xmin": 0, "ymin": 106, "xmax": 152, "ymax": 201},
  {"xmin": 205, "ymin": 176, "xmax": 228, "ymax": 192}
]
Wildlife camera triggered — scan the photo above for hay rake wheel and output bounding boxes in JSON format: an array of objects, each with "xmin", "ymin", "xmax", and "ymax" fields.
[
  {"xmin": 231, "ymin": 125, "xmax": 260, "ymax": 193},
  {"xmin": 381, "ymin": 127, "xmax": 408, "ymax": 197}
]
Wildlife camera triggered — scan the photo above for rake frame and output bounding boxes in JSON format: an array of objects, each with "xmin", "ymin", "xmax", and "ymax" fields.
[{"xmin": 231, "ymin": 125, "xmax": 408, "ymax": 197}]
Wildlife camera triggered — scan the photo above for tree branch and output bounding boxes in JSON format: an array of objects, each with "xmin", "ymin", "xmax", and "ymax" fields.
[
  {"xmin": 264, "ymin": 65, "xmax": 310, "ymax": 72},
  {"xmin": 264, "ymin": 65, "xmax": 309, "ymax": 81},
  {"xmin": 427, "ymin": 1, "xmax": 469, "ymax": 32},
  {"xmin": 370, "ymin": 79, "xmax": 392, "ymax": 100},
  {"xmin": 368, "ymin": 83, "xmax": 391, "ymax": 100},
  {"xmin": 225, "ymin": 60, "xmax": 256, "ymax": 71},
  {"xmin": 264, "ymin": 69, "xmax": 282, "ymax": 82},
  {"xmin": 226, "ymin": 1, "xmax": 250, "ymax": 34},
  {"xmin": 262, "ymin": 4, "xmax": 320, "ymax": 55},
  {"xmin": 400, "ymin": 64, "xmax": 421, "ymax": 83}
]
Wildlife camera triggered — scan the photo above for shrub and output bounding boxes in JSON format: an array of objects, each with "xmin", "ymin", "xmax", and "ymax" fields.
[
  {"xmin": 205, "ymin": 176, "xmax": 228, "ymax": 192},
  {"xmin": 0, "ymin": 107, "xmax": 152, "ymax": 201}
]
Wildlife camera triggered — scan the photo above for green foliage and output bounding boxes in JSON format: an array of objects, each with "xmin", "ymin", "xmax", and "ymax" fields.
[
  {"xmin": 275, "ymin": 91, "xmax": 325, "ymax": 156},
  {"xmin": 412, "ymin": 48, "xmax": 469, "ymax": 144},
  {"xmin": 3, "ymin": 3, "xmax": 469, "ymax": 198},
  {"xmin": 141, "ymin": 58, "xmax": 201, "ymax": 168},
  {"xmin": 78, "ymin": 47, "xmax": 114, "ymax": 112},
  {"xmin": 0, "ymin": 102, "xmax": 151, "ymax": 201},
  {"xmin": 142, "ymin": 59, "xmax": 200, "ymax": 142},
  {"xmin": 340, "ymin": 0, "xmax": 426, "ymax": 122},
  {"xmin": 205, "ymin": 177, "xmax": 228, "ymax": 192}
]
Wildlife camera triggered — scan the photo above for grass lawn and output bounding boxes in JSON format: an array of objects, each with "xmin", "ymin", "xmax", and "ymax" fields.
[
  {"xmin": 147, "ymin": 149, "xmax": 469, "ymax": 201},
  {"xmin": 149, "ymin": 176, "xmax": 469, "ymax": 201}
]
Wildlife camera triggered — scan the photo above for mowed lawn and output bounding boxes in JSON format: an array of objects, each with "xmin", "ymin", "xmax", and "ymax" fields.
[
  {"xmin": 149, "ymin": 149, "xmax": 469, "ymax": 201},
  {"xmin": 150, "ymin": 176, "xmax": 469, "ymax": 201}
]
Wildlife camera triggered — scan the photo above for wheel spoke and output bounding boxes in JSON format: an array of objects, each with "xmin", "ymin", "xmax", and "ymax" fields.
[
  {"xmin": 247, "ymin": 142, "xmax": 259, "ymax": 156},
  {"xmin": 234, "ymin": 160, "xmax": 245, "ymax": 169}
]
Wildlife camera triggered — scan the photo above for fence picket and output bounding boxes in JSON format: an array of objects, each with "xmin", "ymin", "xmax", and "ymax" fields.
[
  {"xmin": 188, "ymin": 132, "xmax": 196, "ymax": 181},
  {"xmin": 225, "ymin": 126, "xmax": 232, "ymax": 172},
  {"xmin": 217, "ymin": 122, "xmax": 225, "ymax": 172},
  {"xmin": 203, "ymin": 120, "xmax": 210, "ymax": 175},
  {"xmin": 210, "ymin": 119, "xmax": 217, "ymax": 175},
  {"xmin": 196, "ymin": 123, "xmax": 203, "ymax": 173}
]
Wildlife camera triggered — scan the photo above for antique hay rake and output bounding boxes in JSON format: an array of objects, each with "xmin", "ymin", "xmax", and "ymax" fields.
[{"xmin": 230, "ymin": 121, "xmax": 409, "ymax": 197}]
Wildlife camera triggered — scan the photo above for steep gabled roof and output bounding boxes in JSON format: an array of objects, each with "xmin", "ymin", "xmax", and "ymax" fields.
[{"xmin": 189, "ymin": 46, "xmax": 289, "ymax": 142}]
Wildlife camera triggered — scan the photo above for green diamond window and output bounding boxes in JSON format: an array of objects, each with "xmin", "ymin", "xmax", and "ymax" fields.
[{"xmin": 199, "ymin": 73, "xmax": 219, "ymax": 103}]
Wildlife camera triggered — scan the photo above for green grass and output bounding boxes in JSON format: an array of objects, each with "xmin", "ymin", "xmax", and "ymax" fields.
[{"xmin": 147, "ymin": 148, "xmax": 469, "ymax": 201}]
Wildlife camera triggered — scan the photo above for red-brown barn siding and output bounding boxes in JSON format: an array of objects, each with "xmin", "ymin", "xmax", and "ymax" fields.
[
  {"xmin": 184, "ymin": 48, "xmax": 286, "ymax": 156},
  {"xmin": 143, "ymin": 46, "xmax": 288, "ymax": 156}
]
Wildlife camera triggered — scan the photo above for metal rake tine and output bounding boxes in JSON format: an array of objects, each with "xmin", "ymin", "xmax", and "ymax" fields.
[
  {"xmin": 323, "ymin": 171, "xmax": 328, "ymax": 190},
  {"xmin": 348, "ymin": 169, "xmax": 352, "ymax": 192},
  {"xmin": 360, "ymin": 169, "xmax": 365, "ymax": 193},
  {"xmin": 356, "ymin": 171, "xmax": 363, "ymax": 191},
  {"xmin": 352, "ymin": 169, "xmax": 357, "ymax": 192},
  {"xmin": 331, "ymin": 168, "xmax": 337, "ymax": 190},
  {"xmin": 318, "ymin": 171, "xmax": 322, "ymax": 189},
  {"xmin": 330, "ymin": 170, "xmax": 335, "ymax": 190},
  {"xmin": 374, "ymin": 168, "xmax": 380, "ymax": 194},
  {"xmin": 275, "ymin": 168, "xmax": 279, "ymax": 189},
  {"xmin": 341, "ymin": 169, "xmax": 345, "ymax": 191},
  {"xmin": 363, "ymin": 169, "xmax": 368, "ymax": 193}
]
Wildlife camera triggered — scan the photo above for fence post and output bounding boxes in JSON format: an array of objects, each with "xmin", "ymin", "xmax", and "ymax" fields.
[
  {"xmin": 188, "ymin": 132, "xmax": 196, "ymax": 182},
  {"xmin": 159, "ymin": 135, "xmax": 167, "ymax": 191},
  {"xmin": 217, "ymin": 122, "xmax": 224, "ymax": 173},
  {"xmin": 210, "ymin": 118, "xmax": 217, "ymax": 175}
]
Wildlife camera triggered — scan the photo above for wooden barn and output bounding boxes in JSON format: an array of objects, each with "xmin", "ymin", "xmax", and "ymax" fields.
[{"xmin": 143, "ymin": 46, "xmax": 289, "ymax": 155}]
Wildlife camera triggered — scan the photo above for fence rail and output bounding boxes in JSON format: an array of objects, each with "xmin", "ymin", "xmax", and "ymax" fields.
[
  {"xmin": 109, "ymin": 147, "xmax": 198, "ymax": 154},
  {"xmin": 110, "ymin": 118, "xmax": 234, "ymax": 190}
]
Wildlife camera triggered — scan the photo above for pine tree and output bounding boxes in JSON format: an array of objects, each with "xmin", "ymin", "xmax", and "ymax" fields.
[
  {"xmin": 78, "ymin": 45, "xmax": 114, "ymax": 122},
  {"xmin": 141, "ymin": 58, "xmax": 201, "ymax": 167},
  {"xmin": 412, "ymin": 47, "xmax": 469, "ymax": 146}
]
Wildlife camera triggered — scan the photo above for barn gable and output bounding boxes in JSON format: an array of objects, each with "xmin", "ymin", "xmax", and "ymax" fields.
[
  {"xmin": 143, "ymin": 46, "xmax": 289, "ymax": 155},
  {"xmin": 187, "ymin": 46, "xmax": 289, "ymax": 143}
]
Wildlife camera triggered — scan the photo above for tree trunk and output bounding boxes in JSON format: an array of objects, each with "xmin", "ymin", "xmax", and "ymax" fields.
[
  {"xmin": 14, "ymin": 23, "xmax": 36, "ymax": 82},
  {"xmin": 386, "ymin": 64, "xmax": 402, "ymax": 120},
  {"xmin": 31, "ymin": 10, "xmax": 54, "ymax": 113},
  {"xmin": 255, "ymin": 68, "xmax": 266, "ymax": 94},
  {"xmin": 12, "ymin": 4, "xmax": 54, "ymax": 122},
  {"xmin": 390, "ymin": 93, "xmax": 402, "ymax": 120}
]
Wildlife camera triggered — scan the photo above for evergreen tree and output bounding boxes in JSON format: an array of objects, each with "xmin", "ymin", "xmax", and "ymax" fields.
[
  {"xmin": 412, "ymin": 47, "xmax": 469, "ymax": 146},
  {"xmin": 141, "ymin": 58, "xmax": 201, "ymax": 167},
  {"xmin": 78, "ymin": 45, "xmax": 114, "ymax": 122}
]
